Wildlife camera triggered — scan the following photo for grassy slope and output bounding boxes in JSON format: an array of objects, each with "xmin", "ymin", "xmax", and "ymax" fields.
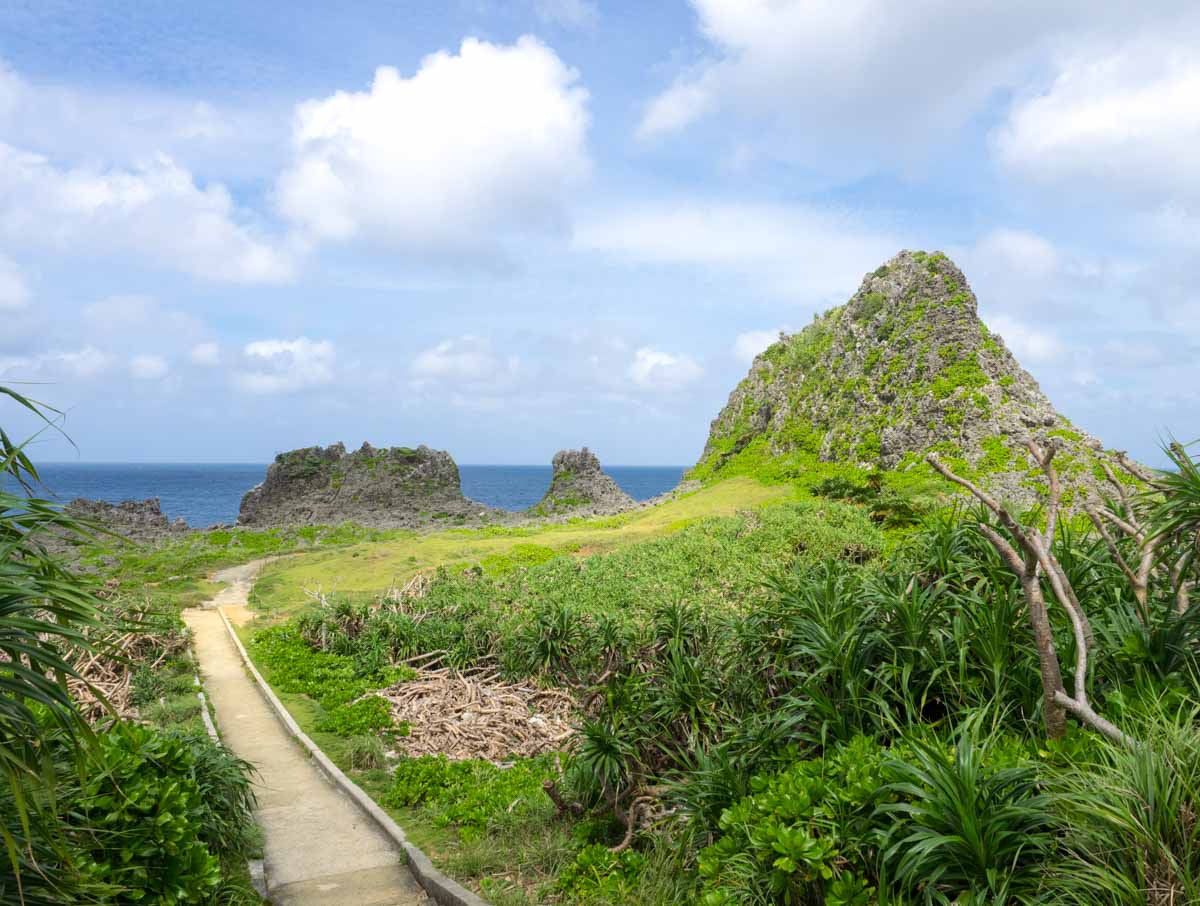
[{"xmin": 249, "ymin": 477, "xmax": 794, "ymax": 618}]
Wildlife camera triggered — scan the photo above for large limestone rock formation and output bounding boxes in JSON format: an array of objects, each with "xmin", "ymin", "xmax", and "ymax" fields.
[
  {"xmin": 238, "ymin": 442, "xmax": 497, "ymax": 528},
  {"xmin": 693, "ymin": 250, "xmax": 1124, "ymax": 506},
  {"xmin": 530, "ymin": 448, "xmax": 634, "ymax": 517}
]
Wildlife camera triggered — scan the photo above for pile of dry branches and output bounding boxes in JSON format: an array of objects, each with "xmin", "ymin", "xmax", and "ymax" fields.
[
  {"xmin": 377, "ymin": 664, "xmax": 575, "ymax": 761},
  {"xmin": 67, "ymin": 611, "xmax": 188, "ymax": 722}
]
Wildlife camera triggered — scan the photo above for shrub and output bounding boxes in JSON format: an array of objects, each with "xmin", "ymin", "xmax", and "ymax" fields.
[
  {"xmin": 315, "ymin": 695, "xmax": 393, "ymax": 737},
  {"xmin": 878, "ymin": 722, "xmax": 1054, "ymax": 903},
  {"xmin": 1051, "ymin": 708, "xmax": 1200, "ymax": 905},
  {"xmin": 67, "ymin": 724, "xmax": 223, "ymax": 904},
  {"xmin": 697, "ymin": 736, "xmax": 893, "ymax": 905},
  {"xmin": 386, "ymin": 754, "xmax": 561, "ymax": 840}
]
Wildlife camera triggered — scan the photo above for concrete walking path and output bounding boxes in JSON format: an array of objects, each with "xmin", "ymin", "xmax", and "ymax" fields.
[{"xmin": 185, "ymin": 561, "xmax": 429, "ymax": 906}]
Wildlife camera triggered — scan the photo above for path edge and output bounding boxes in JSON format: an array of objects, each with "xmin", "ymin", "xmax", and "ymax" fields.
[{"xmin": 216, "ymin": 608, "xmax": 491, "ymax": 906}]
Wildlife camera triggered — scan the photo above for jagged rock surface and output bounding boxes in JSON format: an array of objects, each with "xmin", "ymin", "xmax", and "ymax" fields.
[
  {"xmin": 65, "ymin": 497, "xmax": 190, "ymax": 542},
  {"xmin": 238, "ymin": 442, "xmax": 499, "ymax": 529},
  {"xmin": 530, "ymin": 448, "xmax": 634, "ymax": 517},
  {"xmin": 694, "ymin": 250, "xmax": 1123, "ymax": 506}
]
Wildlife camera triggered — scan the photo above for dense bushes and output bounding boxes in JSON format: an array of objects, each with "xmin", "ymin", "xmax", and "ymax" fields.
[
  {"xmin": 245, "ymin": 454, "xmax": 1200, "ymax": 904},
  {"xmin": 386, "ymin": 754, "xmax": 562, "ymax": 839},
  {"xmin": 0, "ymin": 726, "xmax": 258, "ymax": 906}
]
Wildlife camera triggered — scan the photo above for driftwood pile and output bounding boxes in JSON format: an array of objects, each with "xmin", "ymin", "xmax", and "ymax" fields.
[
  {"xmin": 377, "ymin": 665, "xmax": 575, "ymax": 762},
  {"xmin": 67, "ymin": 608, "xmax": 188, "ymax": 722}
]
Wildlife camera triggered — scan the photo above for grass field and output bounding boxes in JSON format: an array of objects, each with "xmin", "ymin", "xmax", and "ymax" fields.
[{"xmin": 248, "ymin": 477, "xmax": 795, "ymax": 618}]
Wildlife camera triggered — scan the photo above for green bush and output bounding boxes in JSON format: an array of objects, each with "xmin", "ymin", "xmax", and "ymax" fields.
[
  {"xmin": 386, "ymin": 754, "xmax": 561, "ymax": 840},
  {"xmin": 68, "ymin": 724, "xmax": 223, "ymax": 904},
  {"xmin": 697, "ymin": 736, "xmax": 892, "ymax": 905},
  {"xmin": 315, "ymin": 695, "xmax": 393, "ymax": 736}
]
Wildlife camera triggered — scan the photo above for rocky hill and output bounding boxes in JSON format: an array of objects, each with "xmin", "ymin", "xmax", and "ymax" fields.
[
  {"xmin": 238, "ymin": 442, "xmax": 500, "ymax": 529},
  {"xmin": 530, "ymin": 448, "xmax": 634, "ymax": 517},
  {"xmin": 692, "ymin": 250, "xmax": 1122, "ymax": 506}
]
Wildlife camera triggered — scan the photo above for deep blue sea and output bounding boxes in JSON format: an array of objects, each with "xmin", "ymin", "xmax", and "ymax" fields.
[{"xmin": 18, "ymin": 463, "xmax": 686, "ymax": 528}]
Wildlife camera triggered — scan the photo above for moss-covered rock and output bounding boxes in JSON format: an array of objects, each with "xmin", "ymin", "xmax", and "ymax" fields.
[
  {"xmin": 692, "ymin": 250, "xmax": 1126, "ymax": 507},
  {"xmin": 528, "ymin": 448, "xmax": 633, "ymax": 517},
  {"xmin": 238, "ymin": 442, "xmax": 499, "ymax": 528}
]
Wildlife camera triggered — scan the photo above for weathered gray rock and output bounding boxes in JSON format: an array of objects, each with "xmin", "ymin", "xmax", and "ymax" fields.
[
  {"xmin": 64, "ymin": 497, "xmax": 190, "ymax": 542},
  {"xmin": 694, "ymin": 250, "xmax": 1124, "ymax": 507},
  {"xmin": 529, "ymin": 448, "xmax": 634, "ymax": 517},
  {"xmin": 237, "ymin": 442, "xmax": 501, "ymax": 529}
]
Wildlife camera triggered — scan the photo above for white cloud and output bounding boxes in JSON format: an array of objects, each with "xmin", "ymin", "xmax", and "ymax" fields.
[
  {"xmin": 129, "ymin": 353, "xmax": 169, "ymax": 380},
  {"xmin": 0, "ymin": 143, "xmax": 294, "ymax": 283},
  {"xmin": 410, "ymin": 336, "xmax": 521, "ymax": 386},
  {"xmin": 732, "ymin": 329, "xmax": 782, "ymax": 363},
  {"xmin": 576, "ymin": 200, "xmax": 898, "ymax": 299},
  {"xmin": 56, "ymin": 347, "xmax": 112, "ymax": 378},
  {"xmin": 190, "ymin": 342, "xmax": 220, "ymax": 366},
  {"xmin": 234, "ymin": 338, "xmax": 335, "ymax": 395},
  {"xmin": 0, "ymin": 60, "xmax": 283, "ymax": 182},
  {"xmin": 995, "ymin": 29, "xmax": 1200, "ymax": 202},
  {"xmin": 0, "ymin": 254, "xmax": 29, "ymax": 309},
  {"xmin": 277, "ymin": 37, "xmax": 590, "ymax": 259},
  {"xmin": 637, "ymin": 1, "xmax": 1194, "ymax": 171},
  {"xmin": 628, "ymin": 347, "xmax": 703, "ymax": 391},
  {"xmin": 0, "ymin": 345, "xmax": 112, "ymax": 380},
  {"xmin": 989, "ymin": 315, "xmax": 1065, "ymax": 364},
  {"xmin": 532, "ymin": 0, "xmax": 599, "ymax": 29},
  {"xmin": 972, "ymin": 229, "xmax": 1059, "ymax": 278}
]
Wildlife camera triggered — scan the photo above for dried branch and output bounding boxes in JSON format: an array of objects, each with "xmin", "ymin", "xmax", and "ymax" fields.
[
  {"xmin": 376, "ymin": 667, "xmax": 576, "ymax": 761},
  {"xmin": 926, "ymin": 449, "xmax": 1131, "ymax": 745}
]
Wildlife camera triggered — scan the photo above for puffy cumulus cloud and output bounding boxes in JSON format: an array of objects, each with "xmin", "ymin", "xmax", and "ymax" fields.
[
  {"xmin": 276, "ymin": 37, "xmax": 590, "ymax": 259},
  {"xmin": 409, "ymin": 336, "xmax": 521, "ymax": 387},
  {"xmin": 638, "ymin": 1, "xmax": 1194, "ymax": 169},
  {"xmin": 995, "ymin": 27, "xmax": 1200, "ymax": 203},
  {"xmin": 0, "ymin": 143, "xmax": 294, "ymax": 283},
  {"xmin": 0, "ymin": 346, "xmax": 111, "ymax": 380},
  {"xmin": 575, "ymin": 201, "xmax": 898, "ymax": 299},
  {"xmin": 190, "ymin": 342, "xmax": 221, "ymax": 366},
  {"xmin": 129, "ymin": 354, "xmax": 169, "ymax": 380},
  {"xmin": 628, "ymin": 347, "xmax": 703, "ymax": 391},
  {"xmin": 233, "ymin": 338, "xmax": 335, "ymax": 395},
  {"xmin": 0, "ymin": 254, "xmax": 29, "ymax": 310},
  {"xmin": 532, "ymin": 0, "xmax": 599, "ymax": 29},
  {"xmin": 732, "ymin": 329, "xmax": 783, "ymax": 363},
  {"xmin": 988, "ymin": 315, "xmax": 1065, "ymax": 364}
]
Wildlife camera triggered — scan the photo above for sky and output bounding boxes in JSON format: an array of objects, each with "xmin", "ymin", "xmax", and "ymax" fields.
[{"xmin": 0, "ymin": 0, "xmax": 1196, "ymax": 466}]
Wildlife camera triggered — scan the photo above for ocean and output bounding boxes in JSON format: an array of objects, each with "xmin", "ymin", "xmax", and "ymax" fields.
[{"xmin": 18, "ymin": 463, "xmax": 687, "ymax": 528}]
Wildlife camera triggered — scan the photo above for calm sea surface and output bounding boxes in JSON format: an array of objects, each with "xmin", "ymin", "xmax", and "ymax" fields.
[{"xmin": 17, "ymin": 463, "xmax": 686, "ymax": 527}]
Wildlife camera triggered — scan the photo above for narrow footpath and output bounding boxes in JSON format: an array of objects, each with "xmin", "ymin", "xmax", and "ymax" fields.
[{"xmin": 184, "ymin": 561, "xmax": 429, "ymax": 906}]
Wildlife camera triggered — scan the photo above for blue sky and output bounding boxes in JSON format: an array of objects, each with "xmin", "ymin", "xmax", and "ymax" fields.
[{"xmin": 1, "ymin": 1, "xmax": 1197, "ymax": 465}]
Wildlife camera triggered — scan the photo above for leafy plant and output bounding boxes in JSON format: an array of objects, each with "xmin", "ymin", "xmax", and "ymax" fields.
[{"xmin": 878, "ymin": 721, "xmax": 1054, "ymax": 904}]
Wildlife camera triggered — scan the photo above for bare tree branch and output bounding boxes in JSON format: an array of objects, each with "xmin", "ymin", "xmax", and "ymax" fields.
[{"xmin": 926, "ymin": 448, "xmax": 1129, "ymax": 744}]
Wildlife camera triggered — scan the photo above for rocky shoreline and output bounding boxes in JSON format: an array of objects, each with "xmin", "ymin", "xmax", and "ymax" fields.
[{"xmin": 63, "ymin": 444, "xmax": 671, "ymax": 544}]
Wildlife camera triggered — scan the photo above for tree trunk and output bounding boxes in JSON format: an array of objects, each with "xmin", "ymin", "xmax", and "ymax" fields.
[{"xmin": 1023, "ymin": 574, "xmax": 1067, "ymax": 738}]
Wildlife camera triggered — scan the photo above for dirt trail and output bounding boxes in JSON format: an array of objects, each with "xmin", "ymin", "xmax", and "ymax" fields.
[{"xmin": 185, "ymin": 560, "xmax": 428, "ymax": 906}]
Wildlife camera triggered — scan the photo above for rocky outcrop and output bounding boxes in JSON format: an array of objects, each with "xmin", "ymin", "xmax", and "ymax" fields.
[
  {"xmin": 238, "ymin": 442, "xmax": 499, "ymax": 529},
  {"xmin": 63, "ymin": 498, "xmax": 189, "ymax": 543},
  {"xmin": 693, "ymin": 250, "xmax": 1125, "ymax": 506},
  {"xmin": 529, "ymin": 448, "xmax": 634, "ymax": 517}
]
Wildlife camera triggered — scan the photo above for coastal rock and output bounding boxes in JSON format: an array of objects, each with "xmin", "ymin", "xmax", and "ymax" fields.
[
  {"xmin": 237, "ymin": 442, "xmax": 500, "ymax": 529},
  {"xmin": 530, "ymin": 448, "xmax": 635, "ymax": 517},
  {"xmin": 64, "ymin": 497, "xmax": 190, "ymax": 542},
  {"xmin": 694, "ymin": 250, "xmax": 1127, "ymax": 507}
]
